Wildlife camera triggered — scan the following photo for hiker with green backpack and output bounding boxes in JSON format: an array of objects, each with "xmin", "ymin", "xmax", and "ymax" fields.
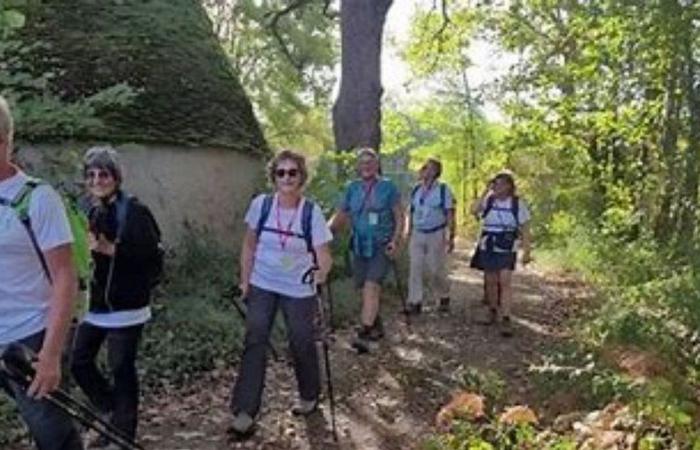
[
  {"xmin": 0, "ymin": 96, "xmax": 84, "ymax": 449},
  {"xmin": 230, "ymin": 149, "xmax": 333, "ymax": 438},
  {"xmin": 70, "ymin": 146, "xmax": 163, "ymax": 448},
  {"xmin": 406, "ymin": 158, "xmax": 456, "ymax": 315},
  {"xmin": 470, "ymin": 171, "xmax": 532, "ymax": 337}
]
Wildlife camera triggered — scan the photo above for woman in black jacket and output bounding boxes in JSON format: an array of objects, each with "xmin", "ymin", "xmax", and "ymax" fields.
[{"xmin": 71, "ymin": 146, "xmax": 161, "ymax": 447}]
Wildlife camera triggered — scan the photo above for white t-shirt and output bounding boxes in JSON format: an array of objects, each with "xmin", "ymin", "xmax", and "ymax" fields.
[
  {"xmin": 246, "ymin": 194, "xmax": 333, "ymax": 298},
  {"xmin": 0, "ymin": 170, "xmax": 74, "ymax": 344},
  {"xmin": 479, "ymin": 196, "xmax": 531, "ymax": 253}
]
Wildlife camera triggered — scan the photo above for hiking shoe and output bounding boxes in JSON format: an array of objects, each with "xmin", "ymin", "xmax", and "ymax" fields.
[
  {"xmin": 405, "ymin": 303, "xmax": 422, "ymax": 316},
  {"xmin": 291, "ymin": 398, "xmax": 319, "ymax": 416},
  {"xmin": 438, "ymin": 297, "xmax": 450, "ymax": 312},
  {"xmin": 367, "ymin": 316, "xmax": 384, "ymax": 341},
  {"xmin": 477, "ymin": 308, "xmax": 498, "ymax": 325},
  {"xmin": 230, "ymin": 412, "xmax": 255, "ymax": 436},
  {"xmin": 500, "ymin": 316, "xmax": 514, "ymax": 337},
  {"xmin": 352, "ymin": 327, "xmax": 371, "ymax": 354}
]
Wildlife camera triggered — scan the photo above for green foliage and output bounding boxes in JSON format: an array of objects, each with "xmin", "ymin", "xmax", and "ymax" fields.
[
  {"xmin": 205, "ymin": 0, "xmax": 337, "ymax": 154},
  {"xmin": 453, "ymin": 366, "xmax": 506, "ymax": 406},
  {"xmin": 140, "ymin": 226, "xmax": 242, "ymax": 389},
  {"xmin": 0, "ymin": 3, "xmax": 137, "ymax": 140}
]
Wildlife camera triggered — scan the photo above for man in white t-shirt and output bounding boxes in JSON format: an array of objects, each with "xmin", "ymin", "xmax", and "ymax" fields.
[{"xmin": 0, "ymin": 96, "xmax": 83, "ymax": 449}]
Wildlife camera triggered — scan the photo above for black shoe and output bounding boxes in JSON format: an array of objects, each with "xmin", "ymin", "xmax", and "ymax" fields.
[
  {"xmin": 404, "ymin": 303, "xmax": 421, "ymax": 315},
  {"xmin": 352, "ymin": 336, "xmax": 370, "ymax": 354},
  {"xmin": 438, "ymin": 297, "xmax": 450, "ymax": 312},
  {"xmin": 500, "ymin": 316, "xmax": 514, "ymax": 337},
  {"xmin": 368, "ymin": 316, "xmax": 384, "ymax": 341},
  {"xmin": 477, "ymin": 308, "xmax": 498, "ymax": 325}
]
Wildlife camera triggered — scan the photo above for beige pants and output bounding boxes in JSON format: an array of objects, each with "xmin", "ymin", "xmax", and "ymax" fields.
[{"xmin": 408, "ymin": 229, "xmax": 450, "ymax": 305}]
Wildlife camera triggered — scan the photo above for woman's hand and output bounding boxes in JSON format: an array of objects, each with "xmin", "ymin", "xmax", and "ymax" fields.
[
  {"xmin": 88, "ymin": 233, "xmax": 115, "ymax": 256},
  {"xmin": 238, "ymin": 281, "xmax": 250, "ymax": 299}
]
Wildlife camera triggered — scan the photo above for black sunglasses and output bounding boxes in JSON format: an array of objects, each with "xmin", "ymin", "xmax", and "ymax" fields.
[
  {"xmin": 275, "ymin": 168, "xmax": 299, "ymax": 179},
  {"xmin": 85, "ymin": 169, "xmax": 112, "ymax": 180}
]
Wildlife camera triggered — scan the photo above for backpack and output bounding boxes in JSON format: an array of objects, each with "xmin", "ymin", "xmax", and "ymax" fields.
[
  {"xmin": 409, "ymin": 182, "xmax": 449, "ymax": 232},
  {"xmin": 98, "ymin": 193, "xmax": 164, "ymax": 291},
  {"xmin": 0, "ymin": 177, "xmax": 91, "ymax": 285},
  {"xmin": 482, "ymin": 195, "xmax": 520, "ymax": 231},
  {"xmin": 255, "ymin": 194, "xmax": 318, "ymax": 276}
]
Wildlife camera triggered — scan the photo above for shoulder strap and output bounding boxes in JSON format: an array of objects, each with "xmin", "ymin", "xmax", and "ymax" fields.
[
  {"xmin": 256, "ymin": 194, "xmax": 274, "ymax": 239},
  {"xmin": 440, "ymin": 183, "xmax": 447, "ymax": 211},
  {"xmin": 482, "ymin": 195, "xmax": 495, "ymax": 219},
  {"xmin": 301, "ymin": 199, "xmax": 315, "ymax": 255},
  {"xmin": 114, "ymin": 192, "xmax": 132, "ymax": 243},
  {"xmin": 7, "ymin": 178, "xmax": 52, "ymax": 283},
  {"xmin": 512, "ymin": 196, "xmax": 520, "ymax": 228},
  {"xmin": 409, "ymin": 184, "xmax": 421, "ymax": 214}
]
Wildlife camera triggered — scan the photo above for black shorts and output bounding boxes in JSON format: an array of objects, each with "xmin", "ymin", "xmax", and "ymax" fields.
[
  {"xmin": 353, "ymin": 252, "xmax": 391, "ymax": 288},
  {"xmin": 471, "ymin": 248, "xmax": 516, "ymax": 272}
]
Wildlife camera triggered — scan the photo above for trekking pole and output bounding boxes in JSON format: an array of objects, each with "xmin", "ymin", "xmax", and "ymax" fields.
[
  {"xmin": 391, "ymin": 259, "xmax": 410, "ymax": 325},
  {"xmin": 316, "ymin": 283, "xmax": 338, "ymax": 442},
  {"xmin": 325, "ymin": 280, "xmax": 336, "ymax": 334},
  {"xmin": 0, "ymin": 345, "xmax": 144, "ymax": 450},
  {"xmin": 226, "ymin": 286, "xmax": 280, "ymax": 361}
]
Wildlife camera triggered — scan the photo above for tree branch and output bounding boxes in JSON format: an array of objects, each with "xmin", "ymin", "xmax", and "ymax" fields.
[{"xmin": 265, "ymin": 0, "xmax": 313, "ymax": 72}]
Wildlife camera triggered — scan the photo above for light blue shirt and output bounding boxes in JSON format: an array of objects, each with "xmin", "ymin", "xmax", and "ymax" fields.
[{"xmin": 410, "ymin": 182, "xmax": 454, "ymax": 232}]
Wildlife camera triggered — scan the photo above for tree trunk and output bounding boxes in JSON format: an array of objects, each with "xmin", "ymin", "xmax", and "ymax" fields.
[{"xmin": 332, "ymin": 0, "xmax": 393, "ymax": 152}]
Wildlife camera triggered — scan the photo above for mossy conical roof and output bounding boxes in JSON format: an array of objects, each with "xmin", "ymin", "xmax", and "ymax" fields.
[{"xmin": 18, "ymin": 0, "xmax": 267, "ymax": 153}]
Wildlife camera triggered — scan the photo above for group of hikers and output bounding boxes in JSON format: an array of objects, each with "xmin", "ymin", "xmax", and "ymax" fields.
[{"xmin": 0, "ymin": 94, "xmax": 532, "ymax": 448}]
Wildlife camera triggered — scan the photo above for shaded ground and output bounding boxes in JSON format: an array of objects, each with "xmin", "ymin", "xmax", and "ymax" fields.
[{"xmin": 11, "ymin": 243, "xmax": 588, "ymax": 450}]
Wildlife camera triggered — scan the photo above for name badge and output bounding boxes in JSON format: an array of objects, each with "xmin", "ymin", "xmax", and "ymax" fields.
[
  {"xmin": 368, "ymin": 212, "xmax": 379, "ymax": 226},
  {"xmin": 280, "ymin": 254, "xmax": 296, "ymax": 272}
]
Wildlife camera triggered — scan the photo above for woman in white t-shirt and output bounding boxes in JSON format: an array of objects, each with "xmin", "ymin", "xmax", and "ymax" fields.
[
  {"xmin": 230, "ymin": 149, "xmax": 333, "ymax": 438},
  {"xmin": 470, "ymin": 171, "xmax": 532, "ymax": 337}
]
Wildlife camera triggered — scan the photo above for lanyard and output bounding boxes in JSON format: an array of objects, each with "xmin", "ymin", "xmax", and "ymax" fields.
[
  {"xmin": 361, "ymin": 179, "xmax": 377, "ymax": 212},
  {"xmin": 418, "ymin": 182, "xmax": 436, "ymax": 206},
  {"xmin": 275, "ymin": 197, "xmax": 300, "ymax": 250}
]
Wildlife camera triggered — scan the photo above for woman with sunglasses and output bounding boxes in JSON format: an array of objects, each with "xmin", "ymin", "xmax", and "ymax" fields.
[
  {"xmin": 230, "ymin": 149, "xmax": 333, "ymax": 438},
  {"xmin": 70, "ymin": 146, "xmax": 161, "ymax": 448}
]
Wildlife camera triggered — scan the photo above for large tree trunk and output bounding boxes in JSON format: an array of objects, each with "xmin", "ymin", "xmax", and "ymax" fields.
[{"xmin": 332, "ymin": 0, "xmax": 393, "ymax": 152}]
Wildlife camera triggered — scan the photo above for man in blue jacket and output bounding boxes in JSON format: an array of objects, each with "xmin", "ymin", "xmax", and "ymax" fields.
[{"xmin": 329, "ymin": 148, "xmax": 403, "ymax": 353}]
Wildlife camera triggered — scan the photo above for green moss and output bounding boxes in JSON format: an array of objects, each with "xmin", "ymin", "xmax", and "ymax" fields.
[{"xmin": 17, "ymin": 0, "xmax": 267, "ymax": 153}]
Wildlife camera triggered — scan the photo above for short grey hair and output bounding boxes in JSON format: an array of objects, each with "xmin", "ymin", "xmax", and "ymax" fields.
[
  {"xmin": 356, "ymin": 147, "xmax": 378, "ymax": 160},
  {"xmin": 0, "ymin": 96, "xmax": 14, "ymax": 143},
  {"xmin": 83, "ymin": 145, "xmax": 123, "ymax": 183}
]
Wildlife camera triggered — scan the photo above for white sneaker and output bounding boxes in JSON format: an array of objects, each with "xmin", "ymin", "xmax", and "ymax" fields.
[
  {"xmin": 291, "ymin": 398, "xmax": 319, "ymax": 416},
  {"xmin": 231, "ymin": 412, "xmax": 254, "ymax": 434}
]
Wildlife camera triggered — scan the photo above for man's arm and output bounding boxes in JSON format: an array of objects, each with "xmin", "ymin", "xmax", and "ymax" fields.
[
  {"xmin": 328, "ymin": 209, "xmax": 349, "ymax": 235},
  {"xmin": 520, "ymin": 222, "xmax": 533, "ymax": 264},
  {"xmin": 28, "ymin": 244, "xmax": 77, "ymax": 399},
  {"xmin": 446, "ymin": 208, "xmax": 456, "ymax": 252}
]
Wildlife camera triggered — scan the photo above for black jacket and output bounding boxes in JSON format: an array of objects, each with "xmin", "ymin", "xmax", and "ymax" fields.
[{"xmin": 88, "ymin": 191, "xmax": 161, "ymax": 313}]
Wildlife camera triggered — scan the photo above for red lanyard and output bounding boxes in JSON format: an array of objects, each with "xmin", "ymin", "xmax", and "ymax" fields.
[
  {"xmin": 275, "ymin": 197, "xmax": 300, "ymax": 250},
  {"xmin": 362, "ymin": 179, "xmax": 377, "ymax": 211}
]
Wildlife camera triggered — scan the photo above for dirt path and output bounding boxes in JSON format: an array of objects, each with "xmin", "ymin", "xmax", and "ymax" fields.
[
  {"xmin": 131, "ymin": 244, "xmax": 582, "ymax": 450},
  {"xmin": 11, "ymin": 244, "xmax": 583, "ymax": 450}
]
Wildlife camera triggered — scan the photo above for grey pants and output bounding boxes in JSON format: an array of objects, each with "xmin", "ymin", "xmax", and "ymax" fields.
[
  {"xmin": 408, "ymin": 229, "xmax": 450, "ymax": 305},
  {"xmin": 230, "ymin": 285, "xmax": 320, "ymax": 417}
]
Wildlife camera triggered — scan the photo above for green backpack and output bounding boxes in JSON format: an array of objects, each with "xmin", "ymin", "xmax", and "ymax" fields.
[{"xmin": 0, "ymin": 177, "xmax": 91, "ymax": 284}]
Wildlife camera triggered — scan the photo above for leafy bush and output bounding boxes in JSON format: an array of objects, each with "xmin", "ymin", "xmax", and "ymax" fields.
[{"xmin": 140, "ymin": 226, "xmax": 243, "ymax": 389}]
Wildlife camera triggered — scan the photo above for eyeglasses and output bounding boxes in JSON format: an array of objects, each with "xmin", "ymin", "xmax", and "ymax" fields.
[
  {"xmin": 85, "ymin": 170, "xmax": 112, "ymax": 181},
  {"xmin": 275, "ymin": 168, "xmax": 299, "ymax": 179}
]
